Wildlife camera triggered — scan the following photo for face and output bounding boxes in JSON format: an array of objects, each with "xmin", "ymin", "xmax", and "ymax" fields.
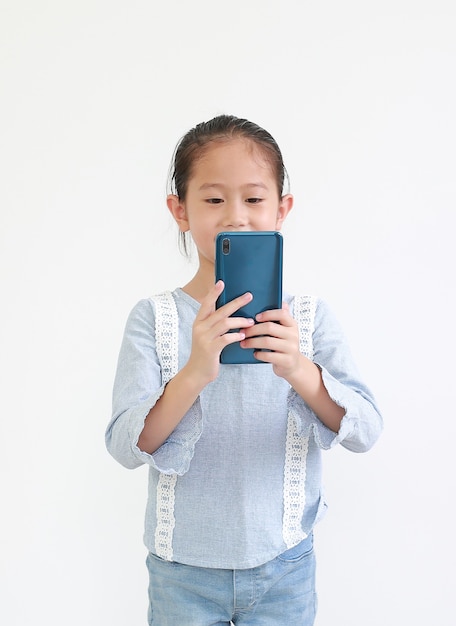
[{"xmin": 167, "ymin": 139, "xmax": 293, "ymax": 268}]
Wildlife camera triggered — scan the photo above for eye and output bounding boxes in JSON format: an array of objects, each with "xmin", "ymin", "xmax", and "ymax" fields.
[
  {"xmin": 246, "ymin": 197, "xmax": 262, "ymax": 204},
  {"xmin": 206, "ymin": 198, "xmax": 224, "ymax": 204}
]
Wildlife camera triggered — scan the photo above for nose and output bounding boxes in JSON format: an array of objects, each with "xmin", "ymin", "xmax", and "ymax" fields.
[{"xmin": 222, "ymin": 200, "xmax": 248, "ymax": 229}]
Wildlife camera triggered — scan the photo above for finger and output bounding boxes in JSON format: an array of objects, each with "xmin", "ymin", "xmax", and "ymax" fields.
[
  {"xmin": 206, "ymin": 295, "xmax": 255, "ymax": 334},
  {"xmin": 223, "ymin": 316, "xmax": 256, "ymax": 330},
  {"xmin": 241, "ymin": 335, "xmax": 283, "ymax": 353},
  {"xmin": 210, "ymin": 316, "xmax": 255, "ymax": 341},
  {"xmin": 247, "ymin": 348, "xmax": 274, "ymax": 364},
  {"xmin": 248, "ymin": 349, "xmax": 291, "ymax": 366},
  {"xmin": 197, "ymin": 280, "xmax": 226, "ymax": 320},
  {"xmin": 219, "ymin": 329, "xmax": 250, "ymax": 348},
  {"xmin": 199, "ymin": 282, "xmax": 254, "ymax": 323},
  {"xmin": 255, "ymin": 307, "xmax": 295, "ymax": 326},
  {"xmin": 217, "ymin": 290, "xmax": 254, "ymax": 318},
  {"xmin": 243, "ymin": 321, "xmax": 290, "ymax": 340}
]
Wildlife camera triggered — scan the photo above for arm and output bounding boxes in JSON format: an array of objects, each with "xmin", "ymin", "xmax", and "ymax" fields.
[
  {"xmin": 136, "ymin": 365, "xmax": 205, "ymax": 454},
  {"xmin": 105, "ymin": 298, "xmax": 166, "ymax": 470},
  {"xmin": 241, "ymin": 301, "xmax": 345, "ymax": 431},
  {"xmin": 105, "ymin": 297, "xmax": 205, "ymax": 471},
  {"xmin": 134, "ymin": 282, "xmax": 256, "ymax": 455},
  {"xmin": 309, "ymin": 298, "xmax": 383, "ymax": 451},
  {"xmin": 241, "ymin": 297, "xmax": 382, "ymax": 451},
  {"xmin": 280, "ymin": 355, "xmax": 346, "ymax": 432}
]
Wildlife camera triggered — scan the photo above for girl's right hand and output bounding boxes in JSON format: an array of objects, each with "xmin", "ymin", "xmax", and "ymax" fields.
[{"xmin": 185, "ymin": 280, "xmax": 254, "ymax": 385}]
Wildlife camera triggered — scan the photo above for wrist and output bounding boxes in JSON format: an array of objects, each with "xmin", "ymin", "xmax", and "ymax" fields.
[
  {"xmin": 285, "ymin": 355, "xmax": 322, "ymax": 398},
  {"xmin": 180, "ymin": 361, "xmax": 214, "ymax": 394}
]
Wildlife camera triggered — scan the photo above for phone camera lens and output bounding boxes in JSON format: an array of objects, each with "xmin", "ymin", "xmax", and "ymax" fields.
[{"xmin": 222, "ymin": 238, "xmax": 230, "ymax": 254}]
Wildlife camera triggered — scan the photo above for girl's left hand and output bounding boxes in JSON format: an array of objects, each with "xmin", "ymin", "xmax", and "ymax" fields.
[
  {"xmin": 243, "ymin": 302, "xmax": 346, "ymax": 431},
  {"xmin": 240, "ymin": 302, "xmax": 303, "ymax": 381}
]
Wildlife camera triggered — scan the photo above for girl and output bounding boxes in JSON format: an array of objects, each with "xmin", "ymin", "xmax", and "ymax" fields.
[{"xmin": 106, "ymin": 115, "xmax": 382, "ymax": 625}]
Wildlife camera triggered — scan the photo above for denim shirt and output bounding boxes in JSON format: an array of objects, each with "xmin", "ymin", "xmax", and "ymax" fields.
[{"xmin": 105, "ymin": 288, "xmax": 382, "ymax": 569}]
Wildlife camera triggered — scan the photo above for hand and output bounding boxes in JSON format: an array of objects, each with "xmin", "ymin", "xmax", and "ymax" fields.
[
  {"xmin": 185, "ymin": 281, "xmax": 255, "ymax": 385},
  {"xmin": 242, "ymin": 302, "xmax": 346, "ymax": 431},
  {"xmin": 240, "ymin": 302, "xmax": 304, "ymax": 381}
]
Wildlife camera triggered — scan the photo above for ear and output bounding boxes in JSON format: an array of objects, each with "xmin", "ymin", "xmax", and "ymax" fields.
[
  {"xmin": 167, "ymin": 194, "xmax": 190, "ymax": 232},
  {"xmin": 275, "ymin": 193, "xmax": 293, "ymax": 229}
]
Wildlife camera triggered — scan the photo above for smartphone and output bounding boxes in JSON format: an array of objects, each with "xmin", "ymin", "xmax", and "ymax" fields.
[{"xmin": 215, "ymin": 231, "xmax": 283, "ymax": 364}]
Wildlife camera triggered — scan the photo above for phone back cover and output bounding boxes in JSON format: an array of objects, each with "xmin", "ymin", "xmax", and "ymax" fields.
[{"xmin": 215, "ymin": 231, "xmax": 283, "ymax": 364}]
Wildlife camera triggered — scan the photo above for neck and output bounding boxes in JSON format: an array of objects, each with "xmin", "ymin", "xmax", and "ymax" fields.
[{"xmin": 181, "ymin": 259, "xmax": 215, "ymax": 303}]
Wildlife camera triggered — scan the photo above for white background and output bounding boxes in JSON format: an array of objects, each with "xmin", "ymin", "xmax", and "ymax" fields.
[{"xmin": 1, "ymin": 1, "xmax": 455, "ymax": 624}]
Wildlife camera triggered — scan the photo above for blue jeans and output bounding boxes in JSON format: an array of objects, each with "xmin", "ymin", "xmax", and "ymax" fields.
[{"xmin": 146, "ymin": 534, "xmax": 317, "ymax": 625}]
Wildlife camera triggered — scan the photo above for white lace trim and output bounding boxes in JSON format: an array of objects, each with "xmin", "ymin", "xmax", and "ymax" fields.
[
  {"xmin": 294, "ymin": 295, "xmax": 317, "ymax": 360},
  {"xmin": 151, "ymin": 291, "xmax": 179, "ymax": 561},
  {"xmin": 282, "ymin": 295, "xmax": 317, "ymax": 548},
  {"xmin": 283, "ymin": 416, "xmax": 309, "ymax": 548},
  {"xmin": 153, "ymin": 291, "xmax": 180, "ymax": 387},
  {"xmin": 154, "ymin": 473, "xmax": 177, "ymax": 559}
]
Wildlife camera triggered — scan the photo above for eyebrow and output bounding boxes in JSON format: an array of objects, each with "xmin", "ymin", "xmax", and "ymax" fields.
[{"xmin": 198, "ymin": 182, "xmax": 269, "ymax": 191}]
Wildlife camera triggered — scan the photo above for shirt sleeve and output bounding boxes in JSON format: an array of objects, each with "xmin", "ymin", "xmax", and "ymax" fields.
[
  {"xmin": 288, "ymin": 298, "xmax": 383, "ymax": 452},
  {"xmin": 105, "ymin": 298, "xmax": 202, "ymax": 474}
]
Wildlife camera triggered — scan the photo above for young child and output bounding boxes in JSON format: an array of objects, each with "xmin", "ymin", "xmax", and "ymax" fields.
[{"xmin": 105, "ymin": 114, "xmax": 383, "ymax": 625}]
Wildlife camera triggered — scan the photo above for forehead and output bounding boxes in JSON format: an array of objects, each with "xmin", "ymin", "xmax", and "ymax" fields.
[{"xmin": 190, "ymin": 138, "xmax": 276, "ymax": 183}]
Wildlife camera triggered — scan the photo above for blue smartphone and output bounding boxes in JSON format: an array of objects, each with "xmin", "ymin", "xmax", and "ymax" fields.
[{"xmin": 215, "ymin": 231, "xmax": 283, "ymax": 364}]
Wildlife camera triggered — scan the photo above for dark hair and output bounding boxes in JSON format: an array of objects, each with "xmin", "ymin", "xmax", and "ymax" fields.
[{"xmin": 168, "ymin": 114, "xmax": 290, "ymax": 255}]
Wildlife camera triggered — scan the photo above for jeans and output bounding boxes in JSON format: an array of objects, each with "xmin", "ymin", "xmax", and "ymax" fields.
[{"xmin": 146, "ymin": 534, "xmax": 317, "ymax": 625}]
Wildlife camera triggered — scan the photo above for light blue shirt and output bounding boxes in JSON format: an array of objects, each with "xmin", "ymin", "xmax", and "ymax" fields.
[{"xmin": 105, "ymin": 288, "xmax": 382, "ymax": 569}]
